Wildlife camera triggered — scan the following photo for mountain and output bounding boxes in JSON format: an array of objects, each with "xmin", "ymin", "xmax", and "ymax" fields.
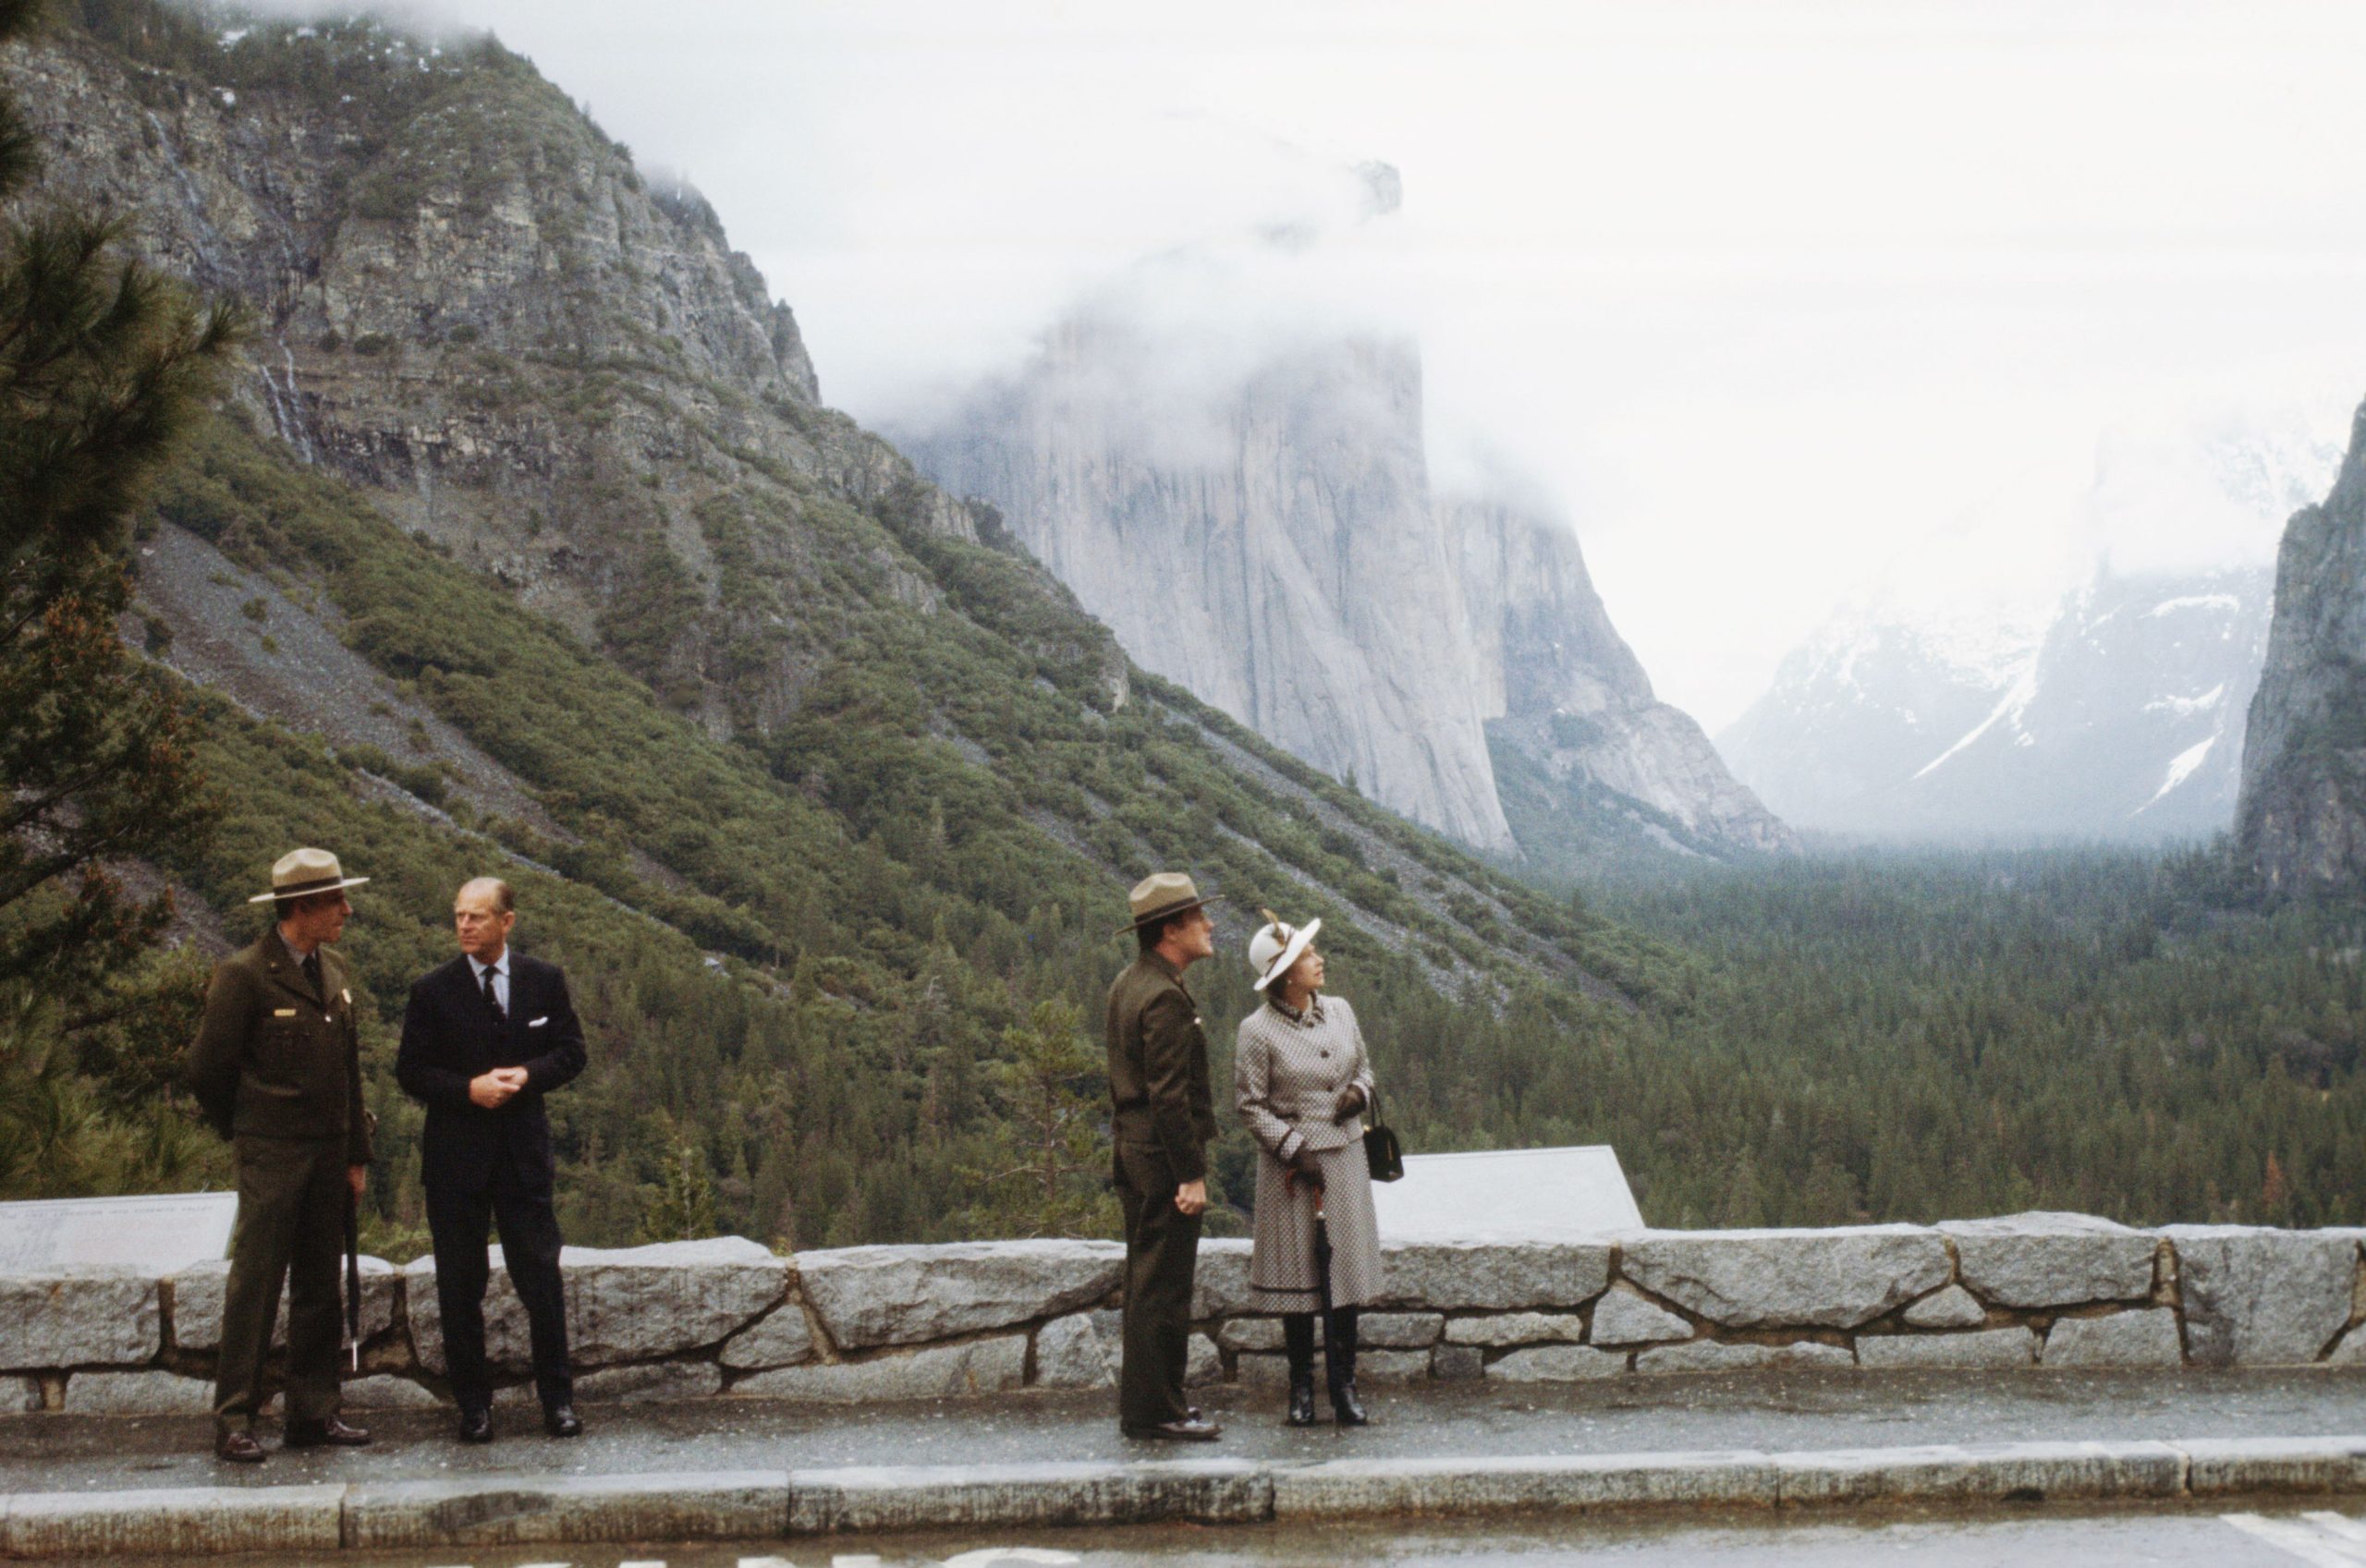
[
  {"xmin": 1722, "ymin": 419, "xmax": 2342, "ymax": 844},
  {"xmin": 7, "ymin": 2, "xmax": 1680, "ymax": 1245},
  {"xmin": 1446, "ymin": 490, "xmax": 1799, "ymax": 870},
  {"xmin": 896, "ymin": 202, "xmax": 1789, "ymax": 869},
  {"xmin": 905, "ymin": 318, "xmax": 1516, "ymax": 851},
  {"xmin": 2238, "ymin": 401, "xmax": 2366, "ymax": 893}
]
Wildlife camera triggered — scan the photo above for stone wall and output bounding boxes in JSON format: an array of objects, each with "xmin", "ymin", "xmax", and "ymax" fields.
[{"xmin": 6, "ymin": 1215, "xmax": 2365, "ymax": 1416}]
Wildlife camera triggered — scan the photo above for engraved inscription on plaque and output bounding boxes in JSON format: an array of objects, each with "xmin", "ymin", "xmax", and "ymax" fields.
[
  {"xmin": 1372, "ymin": 1145, "xmax": 1643, "ymax": 1242},
  {"xmin": 0, "ymin": 1193, "xmax": 238, "ymax": 1272}
]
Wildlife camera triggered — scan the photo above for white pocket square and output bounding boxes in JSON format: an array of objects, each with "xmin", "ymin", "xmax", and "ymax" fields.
[{"xmin": 528, "ymin": 1016, "xmax": 548, "ymax": 1027}]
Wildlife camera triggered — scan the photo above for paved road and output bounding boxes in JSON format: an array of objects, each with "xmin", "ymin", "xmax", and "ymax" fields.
[
  {"xmin": 8, "ymin": 1367, "xmax": 2365, "ymax": 1494},
  {"xmin": 61, "ymin": 1503, "xmax": 2366, "ymax": 1567}
]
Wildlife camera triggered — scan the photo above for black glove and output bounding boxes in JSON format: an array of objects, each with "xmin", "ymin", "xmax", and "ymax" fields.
[
  {"xmin": 1330, "ymin": 1085, "xmax": 1367, "ymax": 1124},
  {"xmin": 1284, "ymin": 1145, "xmax": 1325, "ymax": 1191}
]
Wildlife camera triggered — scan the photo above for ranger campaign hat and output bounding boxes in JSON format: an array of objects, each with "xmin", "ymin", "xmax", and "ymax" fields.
[
  {"xmin": 1116, "ymin": 871, "xmax": 1223, "ymax": 936},
  {"xmin": 1248, "ymin": 907, "xmax": 1322, "ymax": 991},
  {"xmin": 248, "ymin": 847, "xmax": 371, "ymax": 905}
]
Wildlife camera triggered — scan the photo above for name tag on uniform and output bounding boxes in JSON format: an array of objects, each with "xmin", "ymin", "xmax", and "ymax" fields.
[
  {"xmin": 528, "ymin": 1016, "xmax": 548, "ymax": 1027},
  {"xmin": 272, "ymin": 1008, "xmax": 297, "ymax": 1018}
]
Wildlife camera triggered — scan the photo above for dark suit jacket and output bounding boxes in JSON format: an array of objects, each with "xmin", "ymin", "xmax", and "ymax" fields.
[
  {"xmin": 396, "ymin": 951, "xmax": 586, "ymax": 1192},
  {"xmin": 188, "ymin": 931, "xmax": 372, "ymax": 1162}
]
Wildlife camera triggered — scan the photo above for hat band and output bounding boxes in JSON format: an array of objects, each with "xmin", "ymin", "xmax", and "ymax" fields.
[
  {"xmin": 273, "ymin": 875, "xmax": 347, "ymax": 900},
  {"xmin": 1132, "ymin": 895, "xmax": 1205, "ymax": 927}
]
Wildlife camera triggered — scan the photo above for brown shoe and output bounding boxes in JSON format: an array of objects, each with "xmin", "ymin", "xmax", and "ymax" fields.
[
  {"xmin": 214, "ymin": 1429, "xmax": 267, "ymax": 1465},
  {"xmin": 283, "ymin": 1415, "xmax": 372, "ymax": 1449}
]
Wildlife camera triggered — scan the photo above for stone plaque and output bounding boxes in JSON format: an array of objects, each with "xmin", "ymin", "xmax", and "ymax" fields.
[
  {"xmin": 1371, "ymin": 1145, "xmax": 1642, "ymax": 1242},
  {"xmin": 0, "ymin": 1192, "xmax": 238, "ymax": 1272}
]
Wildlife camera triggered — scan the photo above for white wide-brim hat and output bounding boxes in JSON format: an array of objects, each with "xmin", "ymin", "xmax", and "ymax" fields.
[
  {"xmin": 249, "ymin": 846, "xmax": 370, "ymax": 905},
  {"xmin": 1249, "ymin": 910, "xmax": 1321, "ymax": 991}
]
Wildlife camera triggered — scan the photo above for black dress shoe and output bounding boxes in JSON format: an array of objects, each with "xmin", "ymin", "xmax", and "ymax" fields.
[
  {"xmin": 1330, "ymin": 1378, "xmax": 1369, "ymax": 1428},
  {"xmin": 543, "ymin": 1404, "xmax": 582, "ymax": 1438},
  {"xmin": 214, "ymin": 1429, "xmax": 267, "ymax": 1464},
  {"xmin": 283, "ymin": 1415, "xmax": 372, "ymax": 1449},
  {"xmin": 1121, "ymin": 1415, "xmax": 1222, "ymax": 1441},
  {"xmin": 1286, "ymin": 1374, "xmax": 1320, "ymax": 1428},
  {"xmin": 457, "ymin": 1408, "xmax": 493, "ymax": 1444}
]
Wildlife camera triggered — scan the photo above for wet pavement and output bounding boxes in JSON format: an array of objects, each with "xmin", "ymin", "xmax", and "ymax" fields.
[
  {"xmin": 5, "ymin": 1367, "xmax": 2363, "ymax": 1495},
  {"xmin": 57, "ymin": 1501, "xmax": 2366, "ymax": 1567}
]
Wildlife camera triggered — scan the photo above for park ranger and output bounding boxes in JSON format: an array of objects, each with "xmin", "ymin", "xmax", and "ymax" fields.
[
  {"xmin": 188, "ymin": 847, "xmax": 375, "ymax": 1464},
  {"xmin": 1104, "ymin": 871, "xmax": 1224, "ymax": 1441}
]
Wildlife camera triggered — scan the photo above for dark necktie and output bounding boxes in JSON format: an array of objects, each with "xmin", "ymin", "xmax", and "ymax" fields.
[
  {"xmin": 482, "ymin": 965, "xmax": 505, "ymax": 1023},
  {"xmin": 301, "ymin": 953, "xmax": 323, "ymax": 1002}
]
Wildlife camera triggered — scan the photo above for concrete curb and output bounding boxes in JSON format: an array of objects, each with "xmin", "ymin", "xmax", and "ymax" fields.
[{"xmin": 8, "ymin": 1436, "xmax": 2366, "ymax": 1557}]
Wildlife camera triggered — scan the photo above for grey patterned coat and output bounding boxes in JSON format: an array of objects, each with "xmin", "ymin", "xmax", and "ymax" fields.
[{"xmin": 1234, "ymin": 993, "xmax": 1383, "ymax": 1312}]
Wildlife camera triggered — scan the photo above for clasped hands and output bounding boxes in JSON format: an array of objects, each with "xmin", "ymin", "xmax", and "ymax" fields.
[{"xmin": 468, "ymin": 1066, "xmax": 529, "ymax": 1108}]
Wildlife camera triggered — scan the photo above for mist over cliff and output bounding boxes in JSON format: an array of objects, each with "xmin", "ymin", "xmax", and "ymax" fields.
[{"xmin": 895, "ymin": 172, "xmax": 1791, "ymax": 868}]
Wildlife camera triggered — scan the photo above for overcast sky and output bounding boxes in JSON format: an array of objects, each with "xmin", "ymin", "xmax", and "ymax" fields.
[{"xmin": 337, "ymin": 0, "xmax": 2366, "ymax": 728}]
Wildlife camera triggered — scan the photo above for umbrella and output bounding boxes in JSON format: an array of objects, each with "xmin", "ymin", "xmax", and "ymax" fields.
[
  {"xmin": 343, "ymin": 1183, "xmax": 361, "ymax": 1371},
  {"xmin": 1311, "ymin": 1184, "xmax": 1336, "ymax": 1392}
]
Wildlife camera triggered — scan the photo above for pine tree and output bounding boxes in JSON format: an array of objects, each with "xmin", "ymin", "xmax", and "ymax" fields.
[
  {"xmin": 962, "ymin": 997, "xmax": 1119, "ymax": 1239},
  {"xmin": 0, "ymin": 0, "xmax": 235, "ymax": 1197},
  {"xmin": 641, "ymin": 1138, "xmax": 720, "ymax": 1242}
]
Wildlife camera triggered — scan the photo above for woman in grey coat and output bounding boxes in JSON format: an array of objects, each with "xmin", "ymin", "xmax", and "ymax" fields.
[{"xmin": 1235, "ymin": 910, "xmax": 1382, "ymax": 1427}]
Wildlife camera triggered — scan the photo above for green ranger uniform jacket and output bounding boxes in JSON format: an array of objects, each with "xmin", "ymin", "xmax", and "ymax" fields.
[
  {"xmin": 189, "ymin": 932, "xmax": 372, "ymax": 1164},
  {"xmin": 1104, "ymin": 951, "xmax": 1216, "ymax": 1185}
]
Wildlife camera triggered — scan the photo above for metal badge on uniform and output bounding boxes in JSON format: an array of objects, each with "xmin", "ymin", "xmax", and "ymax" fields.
[
  {"xmin": 272, "ymin": 1008, "xmax": 297, "ymax": 1018},
  {"xmin": 528, "ymin": 1016, "xmax": 547, "ymax": 1027}
]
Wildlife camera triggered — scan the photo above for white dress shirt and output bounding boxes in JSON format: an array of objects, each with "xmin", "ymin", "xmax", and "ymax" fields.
[{"xmin": 467, "ymin": 950, "xmax": 510, "ymax": 1016}]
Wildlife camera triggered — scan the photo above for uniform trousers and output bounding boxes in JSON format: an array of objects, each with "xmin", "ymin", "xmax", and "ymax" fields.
[
  {"xmin": 425, "ymin": 1164, "xmax": 573, "ymax": 1413},
  {"xmin": 1114, "ymin": 1141, "xmax": 1202, "ymax": 1428},
  {"xmin": 213, "ymin": 1136, "xmax": 350, "ymax": 1436}
]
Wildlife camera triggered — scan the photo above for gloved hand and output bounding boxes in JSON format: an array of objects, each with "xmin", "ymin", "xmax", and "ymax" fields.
[
  {"xmin": 1330, "ymin": 1085, "xmax": 1367, "ymax": 1124},
  {"xmin": 1284, "ymin": 1145, "xmax": 1325, "ymax": 1194}
]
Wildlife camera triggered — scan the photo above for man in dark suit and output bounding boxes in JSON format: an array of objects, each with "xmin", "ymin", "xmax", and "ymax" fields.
[
  {"xmin": 189, "ymin": 847, "xmax": 376, "ymax": 1464},
  {"xmin": 396, "ymin": 877, "xmax": 587, "ymax": 1442}
]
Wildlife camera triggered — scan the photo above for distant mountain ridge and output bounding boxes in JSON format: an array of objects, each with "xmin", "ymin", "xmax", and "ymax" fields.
[
  {"xmin": 1722, "ymin": 565, "xmax": 2273, "ymax": 842},
  {"xmin": 1722, "ymin": 417, "xmax": 2343, "ymax": 845}
]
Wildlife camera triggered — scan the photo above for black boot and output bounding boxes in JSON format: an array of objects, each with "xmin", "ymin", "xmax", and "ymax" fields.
[
  {"xmin": 1283, "ymin": 1313, "xmax": 1320, "ymax": 1427},
  {"xmin": 1327, "ymin": 1307, "xmax": 1368, "ymax": 1427}
]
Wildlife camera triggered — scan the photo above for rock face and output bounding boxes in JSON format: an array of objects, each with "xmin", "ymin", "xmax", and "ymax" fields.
[
  {"xmin": 2240, "ymin": 402, "xmax": 2366, "ymax": 893},
  {"xmin": 1449, "ymin": 492, "xmax": 1796, "ymax": 864},
  {"xmin": 795, "ymin": 1239, "xmax": 1122, "ymax": 1349},
  {"xmin": 2163, "ymin": 1226, "xmax": 2357, "ymax": 1367},
  {"xmin": 1619, "ymin": 1227, "xmax": 1953, "ymax": 1330},
  {"xmin": 910, "ymin": 323, "xmax": 1513, "ymax": 850},
  {"xmin": 0, "ymin": 1267, "xmax": 159, "ymax": 1369},
  {"xmin": 1937, "ymin": 1213, "xmax": 2158, "ymax": 1308},
  {"xmin": 901, "ymin": 265, "xmax": 1787, "ymax": 861},
  {"xmin": 405, "ymin": 1238, "xmax": 787, "ymax": 1374},
  {"xmin": 2044, "ymin": 1310, "xmax": 2184, "ymax": 1367}
]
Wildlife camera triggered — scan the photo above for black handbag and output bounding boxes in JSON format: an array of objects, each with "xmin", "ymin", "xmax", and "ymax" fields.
[{"xmin": 1363, "ymin": 1087, "xmax": 1405, "ymax": 1183}]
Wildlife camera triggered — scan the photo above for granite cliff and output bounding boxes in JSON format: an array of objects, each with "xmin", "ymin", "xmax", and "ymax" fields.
[
  {"xmin": 2238, "ymin": 401, "xmax": 2366, "ymax": 893},
  {"xmin": 908, "ymin": 320, "xmax": 1516, "ymax": 850},
  {"xmin": 902, "ymin": 291, "xmax": 1790, "ymax": 867},
  {"xmin": 1449, "ymin": 490, "xmax": 1797, "ymax": 866}
]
